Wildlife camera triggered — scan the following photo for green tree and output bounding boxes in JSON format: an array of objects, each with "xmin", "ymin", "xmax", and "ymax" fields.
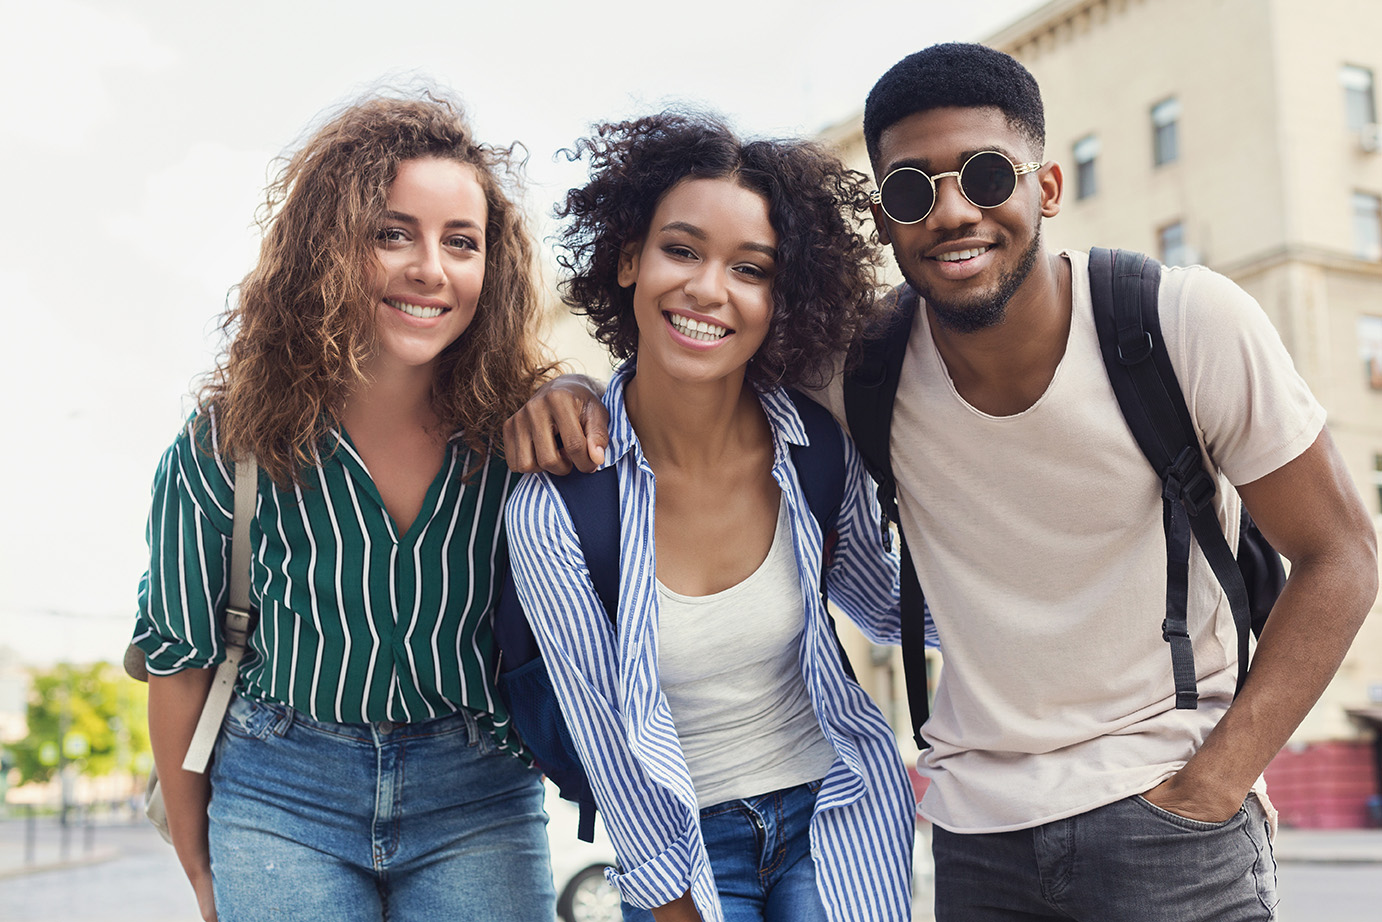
[{"xmin": 11, "ymin": 662, "xmax": 150, "ymax": 786}]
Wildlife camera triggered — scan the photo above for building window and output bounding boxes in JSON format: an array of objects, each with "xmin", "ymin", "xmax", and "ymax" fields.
[
  {"xmin": 1073, "ymin": 134, "xmax": 1099, "ymax": 200},
  {"xmin": 1373, "ymin": 453, "xmax": 1382, "ymax": 515},
  {"xmin": 1353, "ymin": 192, "xmax": 1382, "ymax": 260},
  {"xmin": 1151, "ymin": 97, "xmax": 1180, "ymax": 166},
  {"xmin": 1159, "ymin": 221, "xmax": 1193, "ymax": 266},
  {"xmin": 1361, "ymin": 315, "xmax": 1382, "ymax": 390},
  {"xmin": 1341, "ymin": 64, "xmax": 1377, "ymax": 132}
]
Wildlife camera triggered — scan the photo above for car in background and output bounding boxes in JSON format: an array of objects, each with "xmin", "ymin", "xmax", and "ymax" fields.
[
  {"xmin": 543, "ymin": 780, "xmax": 936, "ymax": 920},
  {"xmin": 545, "ymin": 782, "xmax": 622, "ymax": 922}
]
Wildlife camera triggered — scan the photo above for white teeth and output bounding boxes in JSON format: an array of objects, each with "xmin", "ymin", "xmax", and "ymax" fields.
[
  {"xmin": 936, "ymin": 247, "xmax": 990, "ymax": 262},
  {"xmin": 667, "ymin": 313, "xmax": 729, "ymax": 342},
  {"xmin": 385, "ymin": 298, "xmax": 445, "ymax": 319}
]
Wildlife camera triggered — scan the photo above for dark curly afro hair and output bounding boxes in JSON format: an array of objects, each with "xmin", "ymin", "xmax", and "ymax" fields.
[
  {"xmin": 554, "ymin": 110, "xmax": 886, "ymax": 391},
  {"xmin": 864, "ymin": 42, "xmax": 1045, "ymax": 169}
]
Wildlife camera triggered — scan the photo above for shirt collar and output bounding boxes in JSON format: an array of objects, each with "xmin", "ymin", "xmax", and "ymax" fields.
[
  {"xmin": 602, "ymin": 360, "xmax": 814, "ymax": 471},
  {"xmin": 602, "ymin": 361, "xmax": 641, "ymax": 469}
]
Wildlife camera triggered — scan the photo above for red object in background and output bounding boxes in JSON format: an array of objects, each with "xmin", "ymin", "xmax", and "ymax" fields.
[
  {"xmin": 908, "ymin": 765, "xmax": 931, "ymax": 805},
  {"xmin": 908, "ymin": 742, "xmax": 1380, "ymax": 829},
  {"xmin": 1264, "ymin": 740, "xmax": 1378, "ymax": 829}
]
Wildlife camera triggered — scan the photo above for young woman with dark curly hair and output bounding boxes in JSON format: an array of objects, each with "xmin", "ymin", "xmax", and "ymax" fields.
[
  {"xmin": 130, "ymin": 93, "xmax": 558, "ymax": 922},
  {"xmin": 505, "ymin": 112, "xmax": 929, "ymax": 922}
]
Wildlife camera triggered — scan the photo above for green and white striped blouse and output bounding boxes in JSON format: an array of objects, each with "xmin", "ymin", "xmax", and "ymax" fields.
[{"xmin": 132, "ymin": 412, "xmax": 522, "ymax": 754}]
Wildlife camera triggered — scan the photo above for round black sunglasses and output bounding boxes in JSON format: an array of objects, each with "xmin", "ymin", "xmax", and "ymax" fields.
[{"xmin": 870, "ymin": 151, "xmax": 1043, "ymax": 225}]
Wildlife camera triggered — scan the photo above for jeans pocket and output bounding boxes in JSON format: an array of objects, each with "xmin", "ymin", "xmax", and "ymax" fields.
[
  {"xmin": 222, "ymin": 694, "xmax": 288, "ymax": 741},
  {"xmin": 1133, "ymin": 794, "xmax": 1245, "ymax": 832}
]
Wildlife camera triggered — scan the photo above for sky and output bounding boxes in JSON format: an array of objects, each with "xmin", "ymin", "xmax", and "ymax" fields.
[{"xmin": 0, "ymin": 0, "xmax": 1046, "ymax": 665}]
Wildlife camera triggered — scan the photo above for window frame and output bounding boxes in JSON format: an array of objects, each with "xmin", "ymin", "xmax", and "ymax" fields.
[
  {"xmin": 1159, "ymin": 220, "xmax": 1190, "ymax": 266},
  {"xmin": 1341, "ymin": 64, "xmax": 1377, "ymax": 133},
  {"xmin": 1360, "ymin": 315, "xmax": 1382, "ymax": 392},
  {"xmin": 1073, "ymin": 134, "xmax": 1099, "ymax": 200},
  {"xmin": 1371, "ymin": 452, "xmax": 1382, "ymax": 517},
  {"xmin": 1151, "ymin": 97, "xmax": 1181, "ymax": 167},
  {"xmin": 1352, "ymin": 191, "xmax": 1382, "ymax": 261}
]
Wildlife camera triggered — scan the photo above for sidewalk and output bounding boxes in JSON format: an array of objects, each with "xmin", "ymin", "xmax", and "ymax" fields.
[
  {"xmin": 1273, "ymin": 826, "xmax": 1382, "ymax": 863},
  {"xmin": 0, "ymin": 810, "xmax": 130, "ymax": 879},
  {"xmin": 4, "ymin": 812, "xmax": 1382, "ymax": 876}
]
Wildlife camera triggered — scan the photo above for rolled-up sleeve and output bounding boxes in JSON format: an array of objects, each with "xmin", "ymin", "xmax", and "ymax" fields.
[
  {"xmin": 505, "ymin": 472, "xmax": 704, "ymax": 910},
  {"xmin": 131, "ymin": 419, "xmax": 235, "ymax": 674}
]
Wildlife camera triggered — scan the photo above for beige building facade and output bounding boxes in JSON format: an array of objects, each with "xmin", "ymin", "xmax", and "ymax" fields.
[{"xmin": 826, "ymin": 0, "xmax": 1382, "ymax": 744}]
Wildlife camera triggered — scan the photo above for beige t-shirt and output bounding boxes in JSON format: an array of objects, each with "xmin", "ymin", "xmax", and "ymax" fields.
[{"xmin": 819, "ymin": 250, "xmax": 1325, "ymax": 832}]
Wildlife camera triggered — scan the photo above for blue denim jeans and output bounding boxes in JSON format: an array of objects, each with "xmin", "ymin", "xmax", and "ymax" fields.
[
  {"xmin": 933, "ymin": 792, "xmax": 1278, "ymax": 921},
  {"xmin": 622, "ymin": 780, "xmax": 827, "ymax": 922},
  {"xmin": 208, "ymin": 694, "xmax": 554, "ymax": 922}
]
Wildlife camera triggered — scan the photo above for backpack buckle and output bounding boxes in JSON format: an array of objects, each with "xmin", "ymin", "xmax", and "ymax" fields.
[
  {"xmin": 1164, "ymin": 446, "xmax": 1215, "ymax": 515},
  {"xmin": 1181, "ymin": 470, "xmax": 1216, "ymax": 516},
  {"xmin": 223, "ymin": 606, "xmax": 255, "ymax": 647},
  {"xmin": 875, "ymin": 481, "xmax": 899, "ymax": 551},
  {"xmin": 1161, "ymin": 618, "xmax": 1189, "ymax": 641},
  {"xmin": 1117, "ymin": 332, "xmax": 1154, "ymax": 365}
]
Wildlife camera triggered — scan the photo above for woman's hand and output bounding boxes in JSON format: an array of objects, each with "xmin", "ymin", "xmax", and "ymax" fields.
[
  {"xmin": 502, "ymin": 374, "xmax": 609, "ymax": 474},
  {"xmin": 650, "ymin": 892, "xmax": 703, "ymax": 922},
  {"xmin": 191, "ymin": 865, "xmax": 217, "ymax": 921},
  {"xmin": 147, "ymin": 669, "xmax": 218, "ymax": 920}
]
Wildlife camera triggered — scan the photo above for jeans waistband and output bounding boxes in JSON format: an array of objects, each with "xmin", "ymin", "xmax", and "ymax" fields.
[
  {"xmin": 230, "ymin": 693, "xmax": 479, "ymax": 744},
  {"xmin": 699, "ymin": 778, "xmax": 824, "ymax": 818}
]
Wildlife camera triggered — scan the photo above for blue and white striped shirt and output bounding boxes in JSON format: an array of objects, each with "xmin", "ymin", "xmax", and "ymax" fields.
[{"xmin": 506, "ymin": 364, "xmax": 932, "ymax": 922}]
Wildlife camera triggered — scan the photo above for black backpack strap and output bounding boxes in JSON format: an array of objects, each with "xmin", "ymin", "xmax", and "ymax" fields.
[
  {"xmin": 842, "ymin": 285, "xmax": 930, "ymax": 749},
  {"xmin": 843, "ymin": 284, "xmax": 919, "ymax": 531},
  {"xmin": 1089, "ymin": 247, "xmax": 1256, "ymax": 707},
  {"xmin": 786, "ymin": 390, "xmax": 846, "ymax": 535},
  {"xmin": 551, "ymin": 468, "xmax": 620, "ymax": 622},
  {"xmin": 549, "ymin": 466, "xmax": 619, "ymax": 841},
  {"xmin": 786, "ymin": 389, "xmax": 855, "ymax": 681},
  {"xmin": 896, "ymin": 537, "xmax": 929, "ymax": 749}
]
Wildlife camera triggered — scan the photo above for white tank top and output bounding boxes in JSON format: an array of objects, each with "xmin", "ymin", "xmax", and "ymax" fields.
[{"xmin": 656, "ymin": 499, "xmax": 838, "ymax": 807}]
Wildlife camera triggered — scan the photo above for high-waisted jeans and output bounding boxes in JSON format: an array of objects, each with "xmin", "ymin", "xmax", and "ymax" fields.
[
  {"xmin": 622, "ymin": 780, "xmax": 827, "ymax": 922},
  {"xmin": 208, "ymin": 694, "xmax": 554, "ymax": 921}
]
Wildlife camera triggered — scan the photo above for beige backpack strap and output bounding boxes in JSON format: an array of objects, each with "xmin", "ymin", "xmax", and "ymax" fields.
[{"xmin": 182, "ymin": 454, "xmax": 257, "ymax": 773}]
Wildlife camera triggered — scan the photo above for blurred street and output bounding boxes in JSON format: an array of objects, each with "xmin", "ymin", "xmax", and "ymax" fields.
[
  {"xmin": 2, "ymin": 811, "xmax": 1380, "ymax": 921},
  {"xmin": 1, "ymin": 810, "xmax": 195, "ymax": 921}
]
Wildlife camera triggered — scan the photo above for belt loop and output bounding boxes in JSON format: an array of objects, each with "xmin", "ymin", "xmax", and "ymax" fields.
[
  {"xmin": 458, "ymin": 707, "xmax": 480, "ymax": 747},
  {"xmin": 273, "ymin": 703, "xmax": 296, "ymax": 737}
]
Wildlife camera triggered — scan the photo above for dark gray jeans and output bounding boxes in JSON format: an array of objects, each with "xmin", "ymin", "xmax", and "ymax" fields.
[{"xmin": 933, "ymin": 793, "xmax": 1277, "ymax": 921}]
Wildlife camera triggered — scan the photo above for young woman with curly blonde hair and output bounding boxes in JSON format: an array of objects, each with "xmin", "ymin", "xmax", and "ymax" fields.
[{"xmin": 131, "ymin": 92, "xmax": 557, "ymax": 921}]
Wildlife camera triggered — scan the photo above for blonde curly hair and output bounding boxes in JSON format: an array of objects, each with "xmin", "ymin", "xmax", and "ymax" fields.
[{"xmin": 201, "ymin": 91, "xmax": 555, "ymax": 485}]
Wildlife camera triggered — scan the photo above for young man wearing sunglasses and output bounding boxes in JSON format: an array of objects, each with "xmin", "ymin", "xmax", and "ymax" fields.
[{"xmin": 503, "ymin": 43, "xmax": 1377, "ymax": 922}]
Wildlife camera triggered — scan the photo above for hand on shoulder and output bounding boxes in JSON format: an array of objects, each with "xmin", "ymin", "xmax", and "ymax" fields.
[{"xmin": 503, "ymin": 374, "xmax": 609, "ymax": 474}]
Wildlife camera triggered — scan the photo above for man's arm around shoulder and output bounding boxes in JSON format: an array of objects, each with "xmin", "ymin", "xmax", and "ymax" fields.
[{"xmin": 502, "ymin": 374, "xmax": 608, "ymax": 474}]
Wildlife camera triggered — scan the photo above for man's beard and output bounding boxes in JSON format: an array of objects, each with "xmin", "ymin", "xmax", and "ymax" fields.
[{"xmin": 902, "ymin": 226, "xmax": 1042, "ymax": 334}]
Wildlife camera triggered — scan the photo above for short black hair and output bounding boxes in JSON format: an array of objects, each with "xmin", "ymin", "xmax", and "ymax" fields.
[
  {"xmin": 555, "ymin": 110, "xmax": 884, "ymax": 391},
  {"xmin": 863, "ymin": 42, "xmax": 1045, "ymax": 168}
]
